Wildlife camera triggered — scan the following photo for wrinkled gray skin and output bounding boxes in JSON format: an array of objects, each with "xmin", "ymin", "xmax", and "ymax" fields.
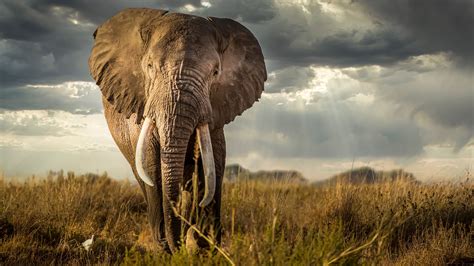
[{"xmin": 89, "ymin": 8, "xmax": 266, "ymax": 252}]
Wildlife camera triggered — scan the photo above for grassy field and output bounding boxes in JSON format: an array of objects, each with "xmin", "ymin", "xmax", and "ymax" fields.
[{"xmin": 0, "ymin": 172, "xmax": 472, "ymax": 265}]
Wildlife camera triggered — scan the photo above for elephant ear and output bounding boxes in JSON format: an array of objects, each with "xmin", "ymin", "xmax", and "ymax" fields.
[
  {"xmin": 208, "ymin": 17, "xmax": 267, "ymax": 128},
  {"xmin": 89, "ymin": 8, "xmax": 168, "ymax": 123}
]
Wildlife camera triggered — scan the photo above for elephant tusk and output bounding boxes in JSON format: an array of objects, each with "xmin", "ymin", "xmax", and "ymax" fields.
[
  {"xmin": 135, "ymin": 117, "xmax": 155, "ymax": 186},
  {"xmin": 196, "ymin": 124, "xmax": 216, "ymax": 207}
]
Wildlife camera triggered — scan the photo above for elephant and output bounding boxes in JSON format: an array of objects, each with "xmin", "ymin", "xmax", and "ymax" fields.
[{"xmin": 88, "ymin": 8, "xmax": 266, "ymax": 252}]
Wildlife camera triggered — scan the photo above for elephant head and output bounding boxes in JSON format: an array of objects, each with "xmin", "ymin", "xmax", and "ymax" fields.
[{"xmin": 88, "ymin": 8, "xmax": 266, "ymax": 251}]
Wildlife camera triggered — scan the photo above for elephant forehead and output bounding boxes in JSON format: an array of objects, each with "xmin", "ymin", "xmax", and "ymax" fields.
[{"xmin": 151, "ymin": 14, "xmax": 218, "ymax": 50}]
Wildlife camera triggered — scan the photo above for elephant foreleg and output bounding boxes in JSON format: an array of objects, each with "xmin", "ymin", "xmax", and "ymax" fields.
[{"xmin": 131, "ymin": 136, "xmax": 169, "ymax": 252}]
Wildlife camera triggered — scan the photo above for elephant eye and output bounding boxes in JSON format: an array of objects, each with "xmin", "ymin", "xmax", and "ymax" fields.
[
  {"xmin": 213, "ymin": 68, "xmax": 219, "ymax": 76},
  {"xmin": 147, "ymin": 63, "xmax": 153, "ymax": 69}
]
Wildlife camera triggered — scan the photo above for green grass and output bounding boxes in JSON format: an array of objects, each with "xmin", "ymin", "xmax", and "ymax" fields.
[{"xmin": 0, "ymin": 172, "xmax": 473, "ymax": 265}]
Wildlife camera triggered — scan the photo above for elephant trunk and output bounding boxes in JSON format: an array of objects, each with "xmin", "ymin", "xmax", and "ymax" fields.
[
  {"xmin": 157, "ymin": 109, "xmax": 193, "ymax": 251},
  {"xmin": 134, "ymin": 79, "xmax": 216, "ymax": 251}
]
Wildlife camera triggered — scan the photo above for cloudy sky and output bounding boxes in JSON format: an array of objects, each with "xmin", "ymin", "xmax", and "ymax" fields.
[{"xmin": 1, "ymin": 0, "xmax": 472, "ymax": 181}]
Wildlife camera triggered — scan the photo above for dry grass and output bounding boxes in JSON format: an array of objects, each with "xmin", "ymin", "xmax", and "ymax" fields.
[{"xmin": 0, "ymin": 172, "xmax": 473, "ymax": 265}]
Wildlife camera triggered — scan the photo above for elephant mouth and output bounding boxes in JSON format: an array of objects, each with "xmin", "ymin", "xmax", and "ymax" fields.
[{"xmin": 134, "ymin": 117, "xmax": 216, "ymax": 207}]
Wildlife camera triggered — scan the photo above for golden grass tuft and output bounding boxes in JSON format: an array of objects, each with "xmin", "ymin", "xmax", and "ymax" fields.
[{"xmin": 0, "ymin": 172, "xmax": 472, "ymax": 264}]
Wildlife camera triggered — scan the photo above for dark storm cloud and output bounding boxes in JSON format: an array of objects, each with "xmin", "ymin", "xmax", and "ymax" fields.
[
  {"xmin": 218, "ymin": 0, "xmax": 472, "ymax": 70},
  {"xmin": 0, "ymin": 83, "xmax": 102, "ymax": 114},
  {"xmin": 1, "ymin": 0, "xmax": 471, "ymax": 88},
  {"xmin": 226, "ymin": 1, "xmax": 426, "ymax": 71},
  {"xmin": 0, "ymin": 0, "xmax": 202, "ymax": 114},
  {"xmin": 260, "ymin": 26, "xmax": 422, "ymax": 70},
  {"xmin": 355, "ymin": 0, "xmax": 474, "ymax": 66},
  {"xmin": 0, "ymin": 39, "xmax": 55, "ymax": 86},
  {"xmin": 265, "ymin": 66, "xmax": 315, "ymax": 93},
  {"xmin": 378, "ymin": 69, "xmax": 473, "ymax": 151},
  {"xmin": 226, "ymin": 96, "xmax": 424, "ymax": 158},
  {"xmin": 314, "ymin": 31, "xmax": 420, "ymax": 66},
  {"xmin": 0, "ymin": 1, "xmax": 93, "ymax": 87},
  {"xmin": 196, "ymin": 0, "xmax": 276, "ymax": 23},
  {"xmin": 0, "ymin": 0, "xmax": 202, "ymax": 88},
  {"xmin": 343, "ymin": 59, "xmax": 473, "ymax": 151},
  {"xmin": 33, "ymin": 0, "xmax": 202, "ymax": 25}
]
